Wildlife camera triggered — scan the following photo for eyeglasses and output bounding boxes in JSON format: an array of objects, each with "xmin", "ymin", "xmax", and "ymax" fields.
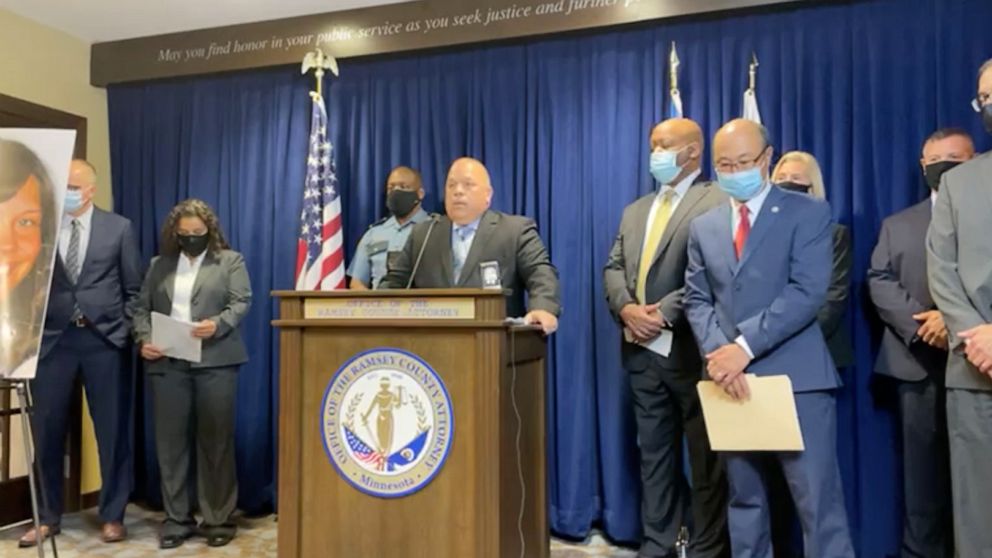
[
  {"xmin": 973, "ymin": 92, "xmax": 992, "ymax": 113},
  {"xmin": 715, "ymin": 147, "xmax": 769, "ymax": 174}
]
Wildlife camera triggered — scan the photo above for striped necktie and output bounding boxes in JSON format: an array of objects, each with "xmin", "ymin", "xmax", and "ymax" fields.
[{"xmin": 66, "ymin": 219, "xmax": 83, "ymax": 321}]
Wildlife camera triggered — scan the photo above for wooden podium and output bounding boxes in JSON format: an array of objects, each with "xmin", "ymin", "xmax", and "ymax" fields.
[{"xmin": 273, "ymin": 289, "xmax": 549, "ymax": 558}]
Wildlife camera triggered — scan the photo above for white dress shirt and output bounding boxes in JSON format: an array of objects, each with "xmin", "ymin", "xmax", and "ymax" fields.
[
  {"xmin": 640, "ymin": 169, "xmax": 701, "ymax": 257},
  {"xmin": 930, "ymin": 190, "xmax": 938, "ymax": 207},
  {"xmin": 58, "ymin": 205, "xmax": 94, "ymax": 273},
  {"xmin": 729, "ymin": 183, "xmax": 774, "ymax": 359},
  {"xmin": 170, "ymin": 252, "xmax": 206, "ymax": 322}
]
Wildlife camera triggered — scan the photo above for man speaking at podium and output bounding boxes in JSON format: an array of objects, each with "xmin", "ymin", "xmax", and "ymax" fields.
[{"xmin": 379, "ymin": 157, "xmax": 560, "ymax": 334}]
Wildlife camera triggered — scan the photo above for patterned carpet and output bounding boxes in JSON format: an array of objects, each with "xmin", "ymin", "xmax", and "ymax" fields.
[{"xmin": 0, "ymin": 506, "xmax": 637, "ymax": 557}]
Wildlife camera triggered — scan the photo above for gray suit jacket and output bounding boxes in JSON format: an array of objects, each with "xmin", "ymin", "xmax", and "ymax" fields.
[
  {"xmin": 133, "ymin": 249, "xmax": 252, "ymax": 372},
  {"xmin": 603, "ymin": 180, "xmax": 726, "ymax": 371},
  {"xmin": 927, "ymin": 151, "xmax": 992, "ymax": 390},
  {"xmin": 869, "ymin": 200, "xmax": 946, "ymax": 381},
  {"xmin": 379, "ymin": 210, "xmax": 560, "ymax": 317}
]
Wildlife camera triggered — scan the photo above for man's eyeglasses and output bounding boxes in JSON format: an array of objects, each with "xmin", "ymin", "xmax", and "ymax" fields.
[
  {"xmin": 973, "ymin": 92, "xmax": 991, "ymax": 113},
  {"xmin": 715, "ymin": 147, "xmax": 769, "ymax": 174}
]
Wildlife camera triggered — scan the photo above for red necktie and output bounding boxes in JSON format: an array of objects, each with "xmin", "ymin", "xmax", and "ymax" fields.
[{"xmin": 734, "ymin": 204, "xmax": 750, "ymax": 260}]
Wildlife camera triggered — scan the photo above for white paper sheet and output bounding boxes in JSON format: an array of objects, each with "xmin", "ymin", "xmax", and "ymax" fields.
[
  {"xmin": 624, "ymin": 328, "xmax": 674, "ymax": 357},
  {"xmin": 151, "ymin": 312, "xmax": 202, "ymax": 363}
]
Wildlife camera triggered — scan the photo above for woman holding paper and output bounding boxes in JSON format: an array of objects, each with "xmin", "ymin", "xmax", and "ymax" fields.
[
  {"xmin": 133, "ymin": 199, "xmax": 252, "ymax": 549},
  {"xmin": 0, "ymin": 139, "xmax": 58, "ymax": 379}
]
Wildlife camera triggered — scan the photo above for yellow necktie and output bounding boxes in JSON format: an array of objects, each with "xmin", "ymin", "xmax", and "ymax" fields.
[{"xmin": 636, "ymin": 190, "xmax": 675, "ymax": 303}]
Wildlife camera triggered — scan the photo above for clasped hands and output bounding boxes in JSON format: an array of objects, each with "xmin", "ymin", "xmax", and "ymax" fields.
[
  {"xmin": 620, "ymin": 302, "xmax": 667, "ymax": 342},
  {"xmin": 706, "ymin": 343, "xmax": 752, "ymax": 401},
  {"xmin": 912, "ymin": 310, "xmax": 948, "ymax": 350},
  {"xmin": 959, "ymin": 323, "xmax": 992, "ymax": 376}
]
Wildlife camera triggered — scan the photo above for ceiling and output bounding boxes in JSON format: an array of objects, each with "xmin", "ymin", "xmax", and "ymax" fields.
[{"xmin": 0, "ymin": 0, "xmax": 410, "ymax": 42}]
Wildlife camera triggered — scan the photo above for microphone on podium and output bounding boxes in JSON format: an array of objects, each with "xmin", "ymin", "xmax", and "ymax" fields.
[{"xmin": 406, "ymin": 213, "xmax": 441, "ymax": 289}]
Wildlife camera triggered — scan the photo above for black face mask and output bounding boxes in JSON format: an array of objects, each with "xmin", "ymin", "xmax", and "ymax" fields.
[
  {"xmin": 775, "ymin": 181, "xmax": 811, "ymax": 194},
  {"xmin": 924, "ymin": 160, "xmax": 963, "ymax": 191},
  {"xmin": 177, "ymin": 234, "xmax": 209, "ymax": 257},
  {"xmin": 386, "ymin": 190, "xmax": 420, "ymax": 218},
  {"xmin": 983, "ymin": 103, "xmax": 992, "ymax": 135}
]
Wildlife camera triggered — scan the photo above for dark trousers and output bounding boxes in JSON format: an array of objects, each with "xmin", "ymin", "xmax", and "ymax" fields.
[
  {"xmin": 946, "ymin": 388, "xmax": 992, "ymax": 558},
  {"xmin": 896, "ymin": 374, "xmax": 952, "ymax": 558},
  {"xmin": 628, "ymin": 356, "xmax": 729, "ymax": 558},
  {"xmin": 149, "ymin": 361, "xmax": 238, "ymax": 534},
  {"xmin": 31, "ymin": 326, "xmax": 132, "ymax": 525},
  {"xmin": 725, "ymin": 392, "xmax": 853, "ymax": 558}
]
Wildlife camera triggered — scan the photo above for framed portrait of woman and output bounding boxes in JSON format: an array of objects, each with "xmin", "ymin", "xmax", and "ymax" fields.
[{"xmin": 0, "ymin": 128, "xmax": 74, "ymax": 380}]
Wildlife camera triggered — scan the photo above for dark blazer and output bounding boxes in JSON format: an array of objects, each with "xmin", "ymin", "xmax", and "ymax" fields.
[
  {"xmin": 41, "ymin": 207, "xmax": 142, "ymax": 357},
  {"xmin": 685, "ymin": 187, "xmax": 840, "ymax": 392},
  {"xmin": 603, "ymin": 180, "xmax": 726, "ymax": 371},
  {"xmin": 379, "ymin": 210, "xmax": 560, "ymax": 317},
  {"xmin": 819, "ymin": 224, "xmax": 855, "ymax": 368},
  {"xmin": 869, "ymin": 200, "xmax": 946, "ymax": 381},
  {"xmin": 133, "ymin": 249, "xmax": 252, "ymax": 372}
]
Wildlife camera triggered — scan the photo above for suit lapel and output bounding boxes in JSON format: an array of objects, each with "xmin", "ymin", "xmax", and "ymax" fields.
[
  {"xmin": 736, "ymin": 187, "xmax": 784, "ymax": 274},
  {"xmin": 75, "ymin": 208, "xmax": 100, "ymax": 283},
  {"xmin": 713, "ymin": 203, "xmax": 737, "ymax": 277},
  {"xmin": 458, "ymin": 211, "xmax": 498, "ymax": 287},
  {"xmin": 191, "ymin": 252, "xmax": 215, "ymax": 300},
  {"xmin": 627, "ymin": 197, "xmax": 653, "ymax": 276},
  {"xmin": 162, "ymin": 256, "xmax": 178, "ymax": 308},
  {"xmin": 649, "ymin": 184, "xmax": 708, "ymax": 269},
  {"xmin": 431, "ymin": 217, "xmax": 454, "ymax": 286}
]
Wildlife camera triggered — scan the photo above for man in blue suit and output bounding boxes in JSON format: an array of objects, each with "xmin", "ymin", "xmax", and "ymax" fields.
[
  {"xmin": 20, "ymin": 159, "xmax": 142, "ymax": 547},
  {"xmin": 684, "ymin": 119, "xmax": 854, "ymax": 557}
]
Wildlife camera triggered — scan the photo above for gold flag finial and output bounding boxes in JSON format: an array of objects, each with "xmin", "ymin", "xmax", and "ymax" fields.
[
  {"xmin": 748, "ymin": 52, "xmax": 759, "ymax": 92},
  {"xmin": 669, "ymin": 41, "xmax": 680, "ymax": 92},
  {"xmin": 301, "ymin": 48, "xmax": 339, "ymax": 98}
]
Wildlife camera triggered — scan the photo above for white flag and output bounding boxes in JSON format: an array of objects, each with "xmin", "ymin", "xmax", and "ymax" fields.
[
  {"xmin": 742, "ymin": 88, "xmax": 762, "ymax": 124},
  {"xmin": 669, "ymin": 89, "xmax": 684, "ymax": 119}
]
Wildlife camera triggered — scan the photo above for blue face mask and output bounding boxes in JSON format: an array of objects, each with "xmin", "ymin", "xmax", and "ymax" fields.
[
  {"xmin": 64, "ymin": 189, "xmax": 84, "ymax": 214},
  {"xmin": 716, "ymin": 167, "xmax": 766, "ymax": 201},
  {"xmin": 650, "ymin": 149, "xmax": 683, "ymax": 185}
]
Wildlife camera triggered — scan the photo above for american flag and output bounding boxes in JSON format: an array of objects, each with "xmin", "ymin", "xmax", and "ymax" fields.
[
  {"xmin": 344, "ymin": 426, "xmax": 386, "ymax": 471},
  {"xmin": 295, "ymin": 93, "xmax": 345, "ymax": 290}
]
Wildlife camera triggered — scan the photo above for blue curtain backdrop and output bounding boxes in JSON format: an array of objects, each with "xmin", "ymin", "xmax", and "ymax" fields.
[{"xmin": 108, "ymin": 0, "xmax": 992, "ymax": 554}]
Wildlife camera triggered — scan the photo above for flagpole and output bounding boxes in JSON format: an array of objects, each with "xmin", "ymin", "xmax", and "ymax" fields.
[
  {"xmin": 668, "ymin": 41, "xmax": 683, "ymax": 119},
  {"xmin": 669, "ymin": 41, "xmax": 680, "ymax": 93}
]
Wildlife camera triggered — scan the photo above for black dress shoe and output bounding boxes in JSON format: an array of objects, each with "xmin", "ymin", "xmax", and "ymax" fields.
[
  {"xmin": 203, "ymin": 522, "xmax": 237, "ymax": 547},
  {"xmin": 159, "ymin": 533, "xmax": 190, "ymax": 549},
  {"xmin": 206, "ymin": 532, "xmax": 234, "ymax": 547}
]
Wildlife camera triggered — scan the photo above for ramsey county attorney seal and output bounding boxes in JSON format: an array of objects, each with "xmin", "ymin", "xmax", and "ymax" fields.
[{"xmin": 320, "ymin": 348, "xmax": 454, "ymax": 498}]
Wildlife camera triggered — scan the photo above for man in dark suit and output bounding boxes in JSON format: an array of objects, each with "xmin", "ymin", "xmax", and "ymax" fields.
[
  {"xmin": 869, "ymin": 128, "xmax": 974, "ymax": 558},
  {"xmin": 21, "ymin": 159, "xmax": 142, "ymax": 547},
  {"xmin": 684, "ymin": 120, "xmax": 854, "ymax": 557},
  {"xmin": 603, "ymin": 118, "xmax": 729, "ymax": 558},
  {"xmin": 379, "ymin": 157, "xmax": 560, "ymax": 332}
]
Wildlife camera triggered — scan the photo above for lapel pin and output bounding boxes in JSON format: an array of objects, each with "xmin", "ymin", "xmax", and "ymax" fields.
[{"xmin": 771, "ymin": 206, "xmax": 780, "ymax": 213}]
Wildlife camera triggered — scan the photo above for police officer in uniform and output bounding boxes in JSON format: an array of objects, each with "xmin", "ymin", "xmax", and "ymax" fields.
[{"xmin": 349, "ymin": 166, "xmax": 430, "ymax": 289}]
